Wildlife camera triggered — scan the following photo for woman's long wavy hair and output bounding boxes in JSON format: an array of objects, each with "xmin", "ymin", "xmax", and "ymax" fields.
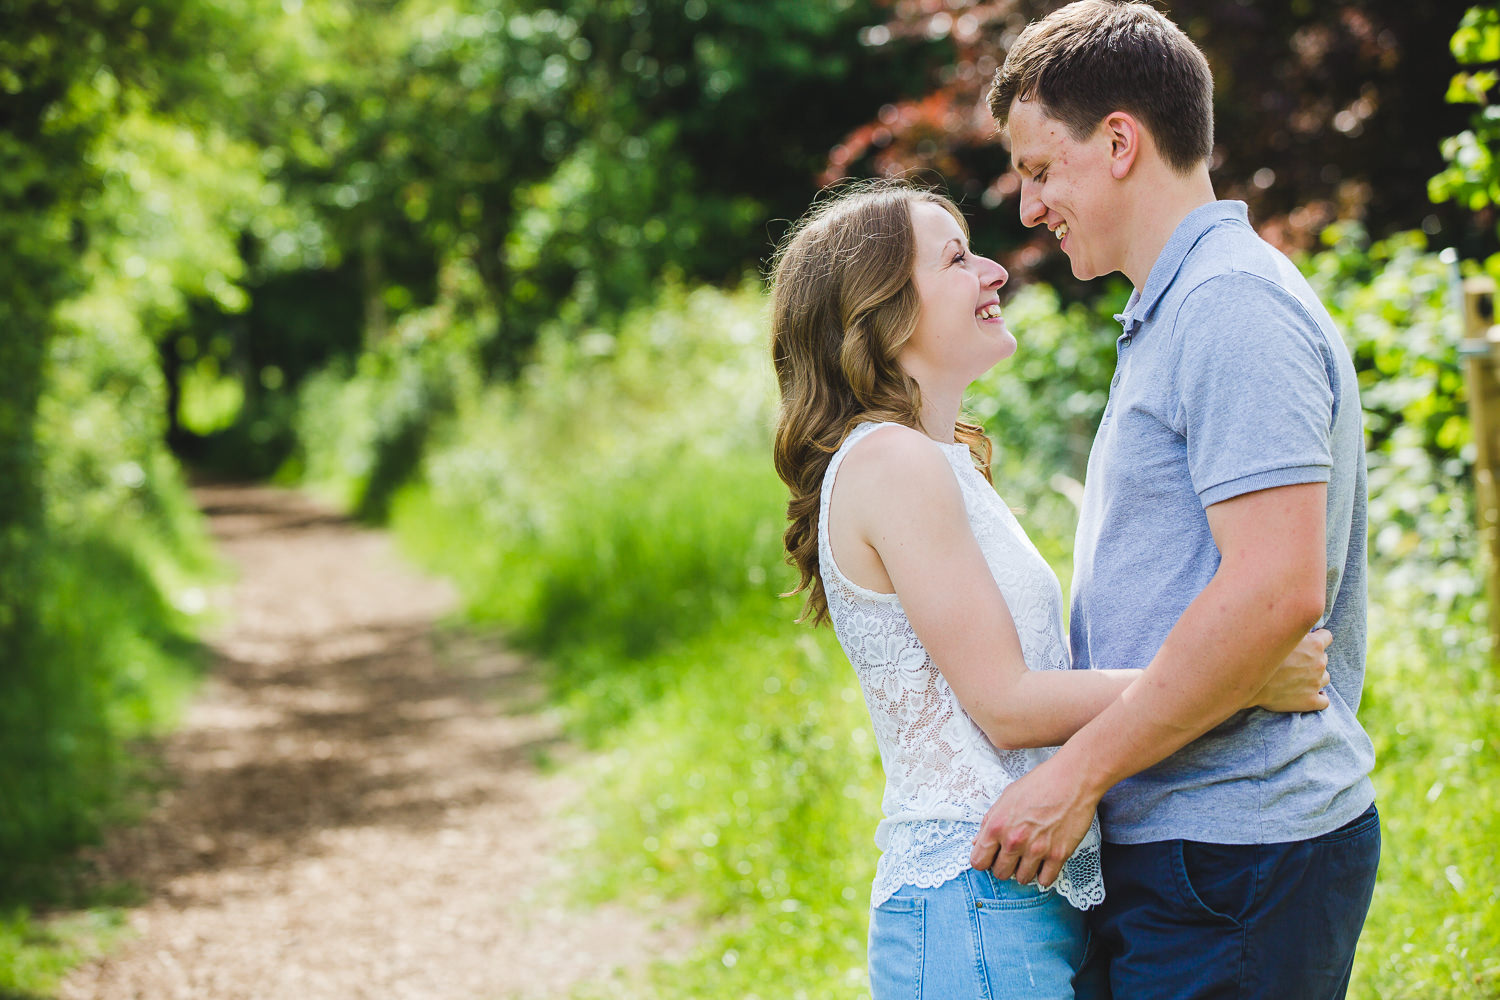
[{"xmin": 770, "ymin": 179, "xmax": 993, "ymax": 625}]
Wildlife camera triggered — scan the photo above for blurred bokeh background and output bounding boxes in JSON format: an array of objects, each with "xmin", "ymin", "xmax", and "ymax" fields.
[{"xmin": 3, "ymin": 1, "xmax": 1498, "ymax": 996}]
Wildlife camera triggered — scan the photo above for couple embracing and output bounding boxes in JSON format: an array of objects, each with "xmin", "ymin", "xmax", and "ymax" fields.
[{"xmin": 769, "ymin": 2, "xmax": 1379, "ymax": 997}]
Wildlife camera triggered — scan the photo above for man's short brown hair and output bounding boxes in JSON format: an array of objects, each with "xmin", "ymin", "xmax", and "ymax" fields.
[{"xmin": 988, "ymin": 0, "xmax": 1214, "ymax": 174}]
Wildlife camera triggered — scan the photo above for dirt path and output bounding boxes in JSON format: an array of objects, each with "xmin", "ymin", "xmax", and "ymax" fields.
[{"xmin": 60, "ymin": 484, "xmax": 684, "ymax": 1000}]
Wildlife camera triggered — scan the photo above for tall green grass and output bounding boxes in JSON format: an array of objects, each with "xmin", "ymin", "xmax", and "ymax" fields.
[
  {"xmin": 1, "ymin": 268, "xmax": 218, "ymax": 996},
  {"xmin": 0, "ymin": 543, "xmax": 206, "ymax": 996},
  {"xmin": 380, "ymin": 282, "xmax": 790, "ymax": 725},
  {"xmin": 4, "ymin": 338, "xmax": 215, "ymax": 886},
  {"xmin": 292, "ymin": 252, "xmax": 1499, "ymax": 997},
  {"xmin": 1356, "ymin": 605, "xmax": 1499, "ymax": 996}
]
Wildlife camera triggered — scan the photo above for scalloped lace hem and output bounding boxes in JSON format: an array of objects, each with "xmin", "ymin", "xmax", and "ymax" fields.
[{"xmin": 871, "ymin": 823, "xmax": 1105, "ymax": 912}]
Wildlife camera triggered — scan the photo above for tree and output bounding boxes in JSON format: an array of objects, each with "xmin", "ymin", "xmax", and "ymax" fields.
[
  {"xmin": 0, "ymin": 0, "xmax": 271, "ymax": 867},
  {"xmin": 0, "ymin": 0, "xmax": 166, "ymax": 661},
  {"xmin": 178, "ymin": 0, "xmax": 938, "ymax": 401}
]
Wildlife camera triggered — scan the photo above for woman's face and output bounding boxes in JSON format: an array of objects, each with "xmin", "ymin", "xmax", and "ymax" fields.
[{"xmin": 901, "ymin": 200, "xmax": 1014, "ymax": 386}]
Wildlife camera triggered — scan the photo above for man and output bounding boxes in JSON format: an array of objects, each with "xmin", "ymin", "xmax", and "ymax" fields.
[{"xmin": 967, "ymin": 2, "xmax": 1380, "ymax": 997}]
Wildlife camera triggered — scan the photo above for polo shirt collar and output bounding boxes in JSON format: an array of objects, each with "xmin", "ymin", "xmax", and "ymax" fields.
[{"xmin": 1115, "ymin": 200, "xmax": 1249, "ymax": 338}]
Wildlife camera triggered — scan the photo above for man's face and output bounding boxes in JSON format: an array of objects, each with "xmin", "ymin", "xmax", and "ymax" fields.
[{"xmin": 1007, "ymin": 97, "xmax": 1126, "ymax": 282}]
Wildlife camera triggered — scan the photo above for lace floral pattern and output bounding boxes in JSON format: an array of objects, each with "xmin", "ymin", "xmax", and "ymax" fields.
[{"xmin": 819, "ymin": 422, "xmax": 1105, "ymax": 911}]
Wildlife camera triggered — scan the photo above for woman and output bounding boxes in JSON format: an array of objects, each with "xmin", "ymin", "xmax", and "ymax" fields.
[{"xmin": 768, "ymin": 180, "xmax": 1330, "ymax": 999}]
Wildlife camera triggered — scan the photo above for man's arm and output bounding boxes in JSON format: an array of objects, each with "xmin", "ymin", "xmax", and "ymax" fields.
[{"xmin": 969, "ymin": 480, "xmax": 1328, "ymax": 887}]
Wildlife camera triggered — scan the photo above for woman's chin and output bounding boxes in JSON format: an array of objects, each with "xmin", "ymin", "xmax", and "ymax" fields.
[{"xmin": 993, "ymin": 330, "xmax": 1018, "ymax": 360}]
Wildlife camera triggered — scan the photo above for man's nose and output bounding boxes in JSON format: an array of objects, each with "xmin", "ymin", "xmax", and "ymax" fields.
[{"xmin": 1018, "ymin": 182, "xmax": 1044, "ymax": 228}]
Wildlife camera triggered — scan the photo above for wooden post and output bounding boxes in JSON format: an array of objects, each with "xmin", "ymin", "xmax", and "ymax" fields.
[{"xmin": 1459, "ymin": 270, "xmax": 1500, "ymax": 656}]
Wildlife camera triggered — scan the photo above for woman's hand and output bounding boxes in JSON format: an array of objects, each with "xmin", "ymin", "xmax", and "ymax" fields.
[{"xmin": 1251, "ymin": 628, "xmax": 1332, "ymax": 712}]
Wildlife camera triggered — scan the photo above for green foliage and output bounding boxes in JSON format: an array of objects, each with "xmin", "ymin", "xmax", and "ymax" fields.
[
  {"xmin": 288, "ymin": 255, "xmax": 489, "ymax": 515},
  {"xmin": 0, "ymin": 45, "xmax": 249, "ymax": 965},
  {"xmin": 171, "ymin": 0, "xmax": 929, "ymax": 453},
  {"xmin": 1354, "ymin": 610, "xmax": 1500, "ymax": 997},
  {"xmin": 488, "ymin": 0, "xmax": 918, "ymax": 352},
  {"xmin": 0, "ymin": 531, "xmax": 204, "ymax": 871},
  {"xmin": 1, "ymin": 320, "xmax": 212, "ymax": 1000},
  {"xmin": 569, "ymin": 614, "xmax": 883, "ymax": 999},
  {"xmin": 1308, "ymin": 226, "xmax": 1480, "ymax": 612},
  {"xmin": 0, "ymin": 906, "xmax": 130, "ymax": 998},
  {"xmin": 965, "ymin": 280, "xmax": 1129, "ymax": 488},
  {"xmin": 1432, "ymin": 6, "xmax": 1500, "ymax": 248},
  {"xmin": 0, "ymin": 0, "xmax": 112, "ymax": 670},
  {"xmin": 352, "ymin": 279, "xmax": 782, "ymax": 665},
  {"xmin": 1301, "ymin": 228, "xmax": 1500, "ymax": 997},
  {"xmin": 1, "ymin": 251, "xmax": 218, "ymax": 890},
  {"xmin": 0, "ymin": 0, "xmax": 230, "ymax": 951}
]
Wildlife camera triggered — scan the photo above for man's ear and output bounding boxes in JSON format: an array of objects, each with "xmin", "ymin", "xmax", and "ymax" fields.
[{"xmin": 1103, "ymin": 111, "xmax": 1142, "ymax": 180}]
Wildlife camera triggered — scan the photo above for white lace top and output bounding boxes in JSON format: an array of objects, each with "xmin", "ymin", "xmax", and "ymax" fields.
[{"xmin": 819, "ymin": 421, "xmax": 1104, "ymax": 910}]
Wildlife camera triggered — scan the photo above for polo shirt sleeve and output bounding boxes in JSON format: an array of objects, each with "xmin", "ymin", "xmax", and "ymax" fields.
[{"xmin": 1172, "ymin": 271, "xmax": 1335, "ymax": 508}]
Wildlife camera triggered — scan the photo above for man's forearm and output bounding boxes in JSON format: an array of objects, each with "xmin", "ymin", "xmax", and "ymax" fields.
[{"xmin": 1054, "ymin": 568, "xmax": 1322, "ymax": 798}]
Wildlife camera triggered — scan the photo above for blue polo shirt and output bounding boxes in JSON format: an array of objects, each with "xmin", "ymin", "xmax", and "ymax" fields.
[{"xmin": 1070, "ymin": 200, "xmax": 1375, "ymax": 845}]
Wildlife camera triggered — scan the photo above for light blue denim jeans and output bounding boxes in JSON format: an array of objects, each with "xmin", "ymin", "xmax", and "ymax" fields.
[{"xmin": 867, "ymin": 868, "xmax": 1107, "ymax": 1000}]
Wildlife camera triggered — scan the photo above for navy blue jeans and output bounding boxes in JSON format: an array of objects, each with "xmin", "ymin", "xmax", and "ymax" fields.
[{"xmin": 1089, "ymin": 803, "xmax": 1380, "ymax": 999}]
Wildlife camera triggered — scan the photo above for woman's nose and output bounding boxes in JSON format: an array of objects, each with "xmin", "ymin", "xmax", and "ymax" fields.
[{"xmin": 985, "ymin": 258, "xmax": 1009, "ymax": 289}]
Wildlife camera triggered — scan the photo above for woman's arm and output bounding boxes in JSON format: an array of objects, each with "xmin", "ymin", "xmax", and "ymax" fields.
[
  {"xmin": 992, "ymin": 632, "xmax": 1331, "ymax": 748},
  {"xmin": 834, "ymin": 426, "xmax": 1134, "ymax": 749},
  {"xmin": 833, "ymin": 427, "xmax": 1327, "ymax": 753}
]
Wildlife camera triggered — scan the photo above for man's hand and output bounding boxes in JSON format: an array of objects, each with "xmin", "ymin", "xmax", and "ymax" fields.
[
  {"xmin": 969, "ymin": 755, "xmax": 1100, "ymax": 888},
  {"xmin": 1252, "ymin": 628, "xmax": 1332, "ymax": 713}
]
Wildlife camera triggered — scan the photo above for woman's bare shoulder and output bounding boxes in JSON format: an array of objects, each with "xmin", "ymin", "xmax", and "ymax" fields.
[{"xmin": 837, "ymin": 424, "xmax": 962, "ymax": 509}]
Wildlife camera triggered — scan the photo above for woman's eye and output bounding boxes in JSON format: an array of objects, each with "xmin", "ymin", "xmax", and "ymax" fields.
[{"xmin": 952, "ymin": 251, "xmax": 967, "ymax": 265}]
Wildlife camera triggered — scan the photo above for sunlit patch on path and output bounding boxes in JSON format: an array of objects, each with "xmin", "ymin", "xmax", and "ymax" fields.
[{"xmin": 60, "ymin": 483, "xmax": 689, "ymax": 1000}]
